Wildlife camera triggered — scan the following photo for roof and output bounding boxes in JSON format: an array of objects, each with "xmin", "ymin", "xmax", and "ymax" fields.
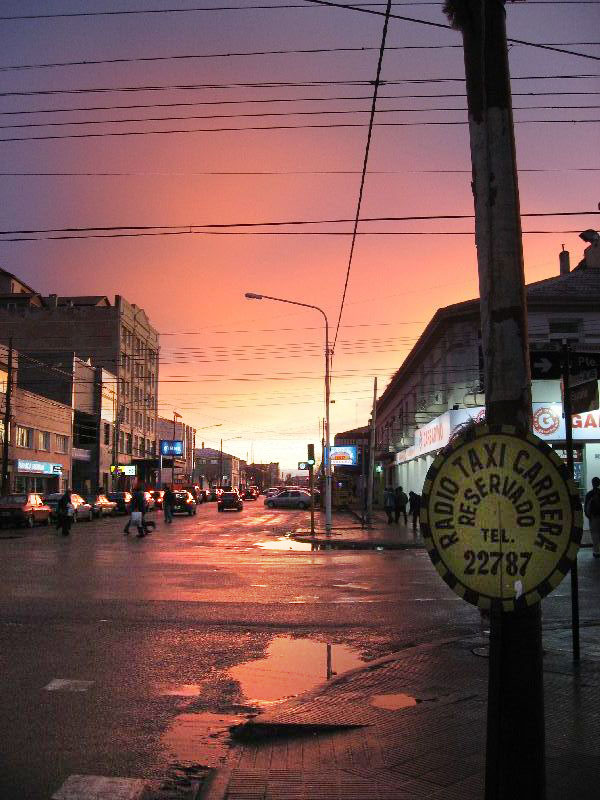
[
  {"xmin": 377, "ymin": 261, "xmax": 600, "ymax": 414},
  {"xmin": 0, "ymin": 268, "xmax": 37, "ymax": 294},
  {"xmin": 195, "ymin": 447, "xmax": 238, "ymax": 460},
  {"xmin": 335, "ymin": 425, "xmax": 370, "ymax": 441},
  {"xmin": 55, "ymin": 296, "xmax": 111, "ymax": 307}
]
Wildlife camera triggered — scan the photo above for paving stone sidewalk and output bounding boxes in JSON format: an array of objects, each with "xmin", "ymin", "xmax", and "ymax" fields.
[{"xmin": 199, "ymin": 630, "xmax": 600, "ymax": 800}]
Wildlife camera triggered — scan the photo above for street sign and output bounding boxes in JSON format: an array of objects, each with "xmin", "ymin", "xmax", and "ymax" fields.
[
  {"xmin": 420, "ymin": 424, "xmax": 581, "ymax": 611},
  {"xmin": 298, "ymin": 461, "xmax": 309, "ymax": 470},
  {"xmin": 570, "ymin": 373, "xmax": 599, "ymax": 415},
  {"xmin": 530, "ymin": 351, "xmax": 562, "ymax": 380},
  {"xmin": 531, "ymin": 349, "xmax": 600, "ymax": 381}
]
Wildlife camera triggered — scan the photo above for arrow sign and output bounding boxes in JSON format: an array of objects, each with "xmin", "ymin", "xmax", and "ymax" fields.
[{"xmin": 530, "ymin": 351, "xmax": 562, "ymax": 380}]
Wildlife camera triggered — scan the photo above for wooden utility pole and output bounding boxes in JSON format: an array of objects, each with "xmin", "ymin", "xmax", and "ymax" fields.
[
  {"xmin": 1, "ymin": 338, "xmax": 13, "ymax": 495},
  {"xmin": 444, "ymin": 1, "xmax": 543, "ymax": 798},
  {"xmin": 366, "ymin": 377, "xmax": 377, "ymax": 525}
]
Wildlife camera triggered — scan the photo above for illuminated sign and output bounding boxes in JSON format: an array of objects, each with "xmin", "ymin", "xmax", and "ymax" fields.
[
  {"xmin": 329, "ymin": 445, "xmax": 357, "ymax": 466},
  {"xmin": 160, "ymin": 440, "xmax": 184, "ymax": 457},
  {"xmin": 421, "ymin": 425, "xmax": 581, "ymax": 611},
  {"xmin": 17, "ymin": 460, "xmax": 62, "ymax": 475},
  {"xmin": 110, "ymin": 465, "xmax": 136, "ymax": 476}
]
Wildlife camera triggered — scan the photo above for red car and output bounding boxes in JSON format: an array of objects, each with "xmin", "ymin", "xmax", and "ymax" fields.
[{"xmin": 0, "ymin": 493, "xmax": 52, "ymax": 527}]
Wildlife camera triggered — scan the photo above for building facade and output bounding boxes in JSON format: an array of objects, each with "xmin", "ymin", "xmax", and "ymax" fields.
[
  {"xmin": 194, "ymin": 447, "xmax": 242, "ymax": 489},
  {"xmin": 157, "ymin": 417, "xmax": 196, "ymax": 486},
  {"xmin": 374, "ymin": 240, "xmax": 600, "ymax": 514},
  {"xmin": 0, "ymin": 270, "xmax": 159, "ymax": 487},
  {"xmin": 244, "ymin": 462, "xmax": 280, "ymax": 490}
]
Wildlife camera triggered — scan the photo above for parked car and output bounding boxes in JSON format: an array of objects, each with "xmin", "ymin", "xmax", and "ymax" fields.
[
  {"xmin": 0, "ymin": 493, "xmax": 52, "ymax": 527},
  {"xmin": 85, "ymin": 494, "xmax": 117, "ymax": 518},
  {"xmin": 172, "ymin": 490, "xmax": 197, "ymax": 515},
  {"xmin": 265, "ymin": 487, "xmax": 284, "ymax": 498},
  {"xmin": 149, "ymin": 490, "xmax": 164, "ymax": 509},
  {"xmin": 265, "ymin": 489, "xmax": 312, "ymax": 510},
  {"xmin": 45, "ymin": 492, "xmax": 94, "ymax": 522},
  {"xmin": 107, "ymin": 491, "xmax": 132, "ymax": 514},
  {"xmin": 242, "ymin": 487, "xmax": 259, "ymax": 500},
  {"xmin": 218, "ymin": 490, "xmax": 243, "ymax": 512}
]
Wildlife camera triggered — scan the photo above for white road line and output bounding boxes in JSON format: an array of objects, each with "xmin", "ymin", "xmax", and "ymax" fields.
[{"xmin": 44, "ymin": 679, "xmax": 94, "ymax": 692}]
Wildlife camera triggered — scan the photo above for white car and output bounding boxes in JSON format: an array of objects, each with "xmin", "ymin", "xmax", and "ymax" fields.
[{"xmin": 265, "ymin": 487, "xmax": 284, "ymax": 498}]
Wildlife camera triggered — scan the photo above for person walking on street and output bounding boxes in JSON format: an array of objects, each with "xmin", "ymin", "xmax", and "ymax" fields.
[
  {"xmin": 163, "ymin": 485, "xmax": 175, "ymax": 524},
  {"xmin": 124, "ymin": 480, "xmax": 147, "ymax": 537},
  {"xmin": 383, "ymin": 486, "xmax": 395, "ymax": 525},
  {"xmin": 408, "ymin": 491, "xmax": 421, "ymax": 533},
  {"xmin": 394, "ymin": 486, "xmax": 408, "ymax": 525},
  {"xmin": 57, "ymin": 489, "xmax": 75, "ymax": 536},
  {"xmin": 584, "ymin": 476, "xmax": 600, "ymax": 559}
]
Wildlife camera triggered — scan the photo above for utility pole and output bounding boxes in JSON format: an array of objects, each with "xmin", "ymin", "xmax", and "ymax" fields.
[
  {"xmin": 366, "ymin": 377, "xmax": 377, "ymax": 525},
  {"xmin": 562, "ymin": 341, "xmax": 580, "ymax": 661},
  {"xmin": 445, "ymin": 2, "xmax": 542, "ymax": 798},
  {"xmin": 1, "ymin": 338, "xmax": 13, "ymax": 494}
]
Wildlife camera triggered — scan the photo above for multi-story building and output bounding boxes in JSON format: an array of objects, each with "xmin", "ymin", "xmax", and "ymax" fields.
[
  {"xmin": 244, "ymin": 462, "xmax": 280, "ymax": 490},
  {"xmin": 157, "ymin": 416, "xmax": 196, "ymax": 486},
  {"xmin": 16, "ymin": 350, "xmax": 117, "ymax": 493},
  {"xmin": 374, "ymin": 237, "xmax": 600, "ymax": 508},
  {"xmin": 194, "ymin": 447, "xmax": 242, "ymax": 489},
  {"xmin": 0, "ymin": 343, "xmax": 72, "ymax": 494},
  {"xmin": 0, "ymin": 269, "xmax": 159, "ymax": 487}
]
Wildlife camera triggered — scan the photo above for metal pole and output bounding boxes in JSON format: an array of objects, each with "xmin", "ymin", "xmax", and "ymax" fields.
[
  {"xmin": 562, "ymin": 341, "xmax": 580, "ymax": 662},
  {"xmin": 309, "ymin": 462, "xmax": 315, "ymax": 536},
  {"xmin": 220, "ymin": 438, "xmax": 223, "ymax": 489},
  {"xmin": 1, "ymin": 338, "xmax": 13, "ymax": 494},
  {"xmin": 444, "ymin": 2, "xmax": 543, "ymax": 798},
  {"xmin": 366, "ymin": 377, "xmax": 377, "ymax": 525},
  {"xmin": 324, "ymin": 315, "xmax": 332, "ymax": 534},
  {"xmin": 172, "ymin": 412, "xmax": 176, "ymax": 485}
]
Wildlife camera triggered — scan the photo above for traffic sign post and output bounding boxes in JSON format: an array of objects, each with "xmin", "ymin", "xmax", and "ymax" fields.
[{"xmin": 421, "ymin": 425, "xmax": 581, "ymax": 610}]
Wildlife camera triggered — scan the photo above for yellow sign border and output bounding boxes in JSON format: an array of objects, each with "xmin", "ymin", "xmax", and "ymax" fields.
[{"xmin": 419, "ymin": 423, "xmax": 582, "ymax": 611}]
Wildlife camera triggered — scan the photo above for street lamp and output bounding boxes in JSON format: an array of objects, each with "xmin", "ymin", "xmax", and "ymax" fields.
[{"xmin": 245, "ymin": 291, "xmax": 332, "ymax": 533}]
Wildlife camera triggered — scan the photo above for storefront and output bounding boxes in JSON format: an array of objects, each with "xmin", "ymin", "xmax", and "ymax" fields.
[
  {"xmin": 394, "ymin": 403, "xmax": 600, "ymax": 519},
  {"xmin": 13, "ymin": 459, "xmax": 65, "ymax": 495}
]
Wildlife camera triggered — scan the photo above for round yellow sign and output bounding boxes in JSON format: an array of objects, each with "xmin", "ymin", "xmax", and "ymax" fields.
[{"xmin": 420, "ymin": 424, "xmax": 582, "ymax": 611}]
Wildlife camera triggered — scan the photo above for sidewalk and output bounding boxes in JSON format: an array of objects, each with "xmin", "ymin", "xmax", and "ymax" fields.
[
  {"xmin": 199, "ymin": 624, "xmax": 600, "ymax": 800},
  {"xmin": 292, "ymin": 509, "xmax": 424, "ymax": 550}
]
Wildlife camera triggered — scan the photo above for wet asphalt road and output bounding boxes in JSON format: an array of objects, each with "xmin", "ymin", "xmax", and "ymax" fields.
[{"xmin": 0, "ymin": 499, "xmax": 565, "ymax": 798}]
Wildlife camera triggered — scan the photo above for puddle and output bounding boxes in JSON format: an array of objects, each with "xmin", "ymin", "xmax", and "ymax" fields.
[
  {"xmin": 255, "ymin": 537, "xmax": 313, "ymax": 552},
  {"xmin": 156, "ymin": 683, "xmax": 203, "ymax": 697},
  {"xmin": 229, "ymin": 636, "xmax": 364, "ymax": 706},
  {"xmin": 370, "ymin": 693, "xmax": 419, "ymax": 710},
  {"xmin": 333, "ymin": 597, "xmax": 375, "ymax": 604},
  {"xmin": 162, "ymin": 711, "xmax": 246, "ymax": 767},
  {"xmin": 332, "ymin": 583, "xmax": 370, "ymax": 591}
]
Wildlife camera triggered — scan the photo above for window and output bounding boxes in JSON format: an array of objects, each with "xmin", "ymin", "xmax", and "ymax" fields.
[
  {"xmin": 0, "ymin": 420, "xmax": 5, "ymax": 443},
  {"xmin": 549, "ymin": 319, "xmax": 582, "ymax": 343},
  {"xmin": 104, "ymin": 423, "xmax": 111, "ymax": 446},
  {"xmin": 126, "ymin": 433, "xmax": 132, "ymax": 454},
  {"xmin": 56, "ymin": 434, "xmax": 69, "ymax": 454},
  {"xmin": 38, "ymin": 431, "xmax": 50, "ymax": 451},
  {"xmin": 16, "ymin": 425, "xmax": 33, "ymax": 448}
]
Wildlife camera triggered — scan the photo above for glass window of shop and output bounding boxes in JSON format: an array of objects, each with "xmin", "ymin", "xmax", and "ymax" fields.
[{"xmin": 16, "ymin": 426, "xmax": 33, "ymax": 448}]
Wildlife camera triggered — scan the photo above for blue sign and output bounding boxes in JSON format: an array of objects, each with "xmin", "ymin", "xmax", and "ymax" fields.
[
  {"xmin": 329, "ymin": 445, "xmax": 358, "ymax": 467},
  {"xmin": 160, "ymin": 439, "xmax": 184, "ymax": 457},
  {"xmin": 17, "ymin": 459, "xmax": 63, "ymax": 475}
]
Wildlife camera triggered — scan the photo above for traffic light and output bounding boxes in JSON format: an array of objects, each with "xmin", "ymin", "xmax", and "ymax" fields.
[{"xmin": 307, "ymin": 444, "xmax": 315, "ymax": 465}]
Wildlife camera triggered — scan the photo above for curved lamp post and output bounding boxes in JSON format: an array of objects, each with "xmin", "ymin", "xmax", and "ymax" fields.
[{"xmin": 245, "ymin": 292, "xmax": 332, "ymax": 533}]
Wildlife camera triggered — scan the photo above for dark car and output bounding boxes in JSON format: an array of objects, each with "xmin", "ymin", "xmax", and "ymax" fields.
[
  {"xmin": 45, "ymin": 492, "xmax": 94, "ymax": 522},
  {"xmin": 242, "ymin": 487, "xmax": 259, "ymax": 501},
  {"xmin": 183, "ymin": 485, "xmax": 204, "ymax": 504},
  {"xmin": 172, "ymin": 491, "xmax": 197, "ymax": 515},
  {"xmin": 0, "ymin": 493, "xmax": 52, "ymax": 527},
  {"xmin": 107, "ymin": 491, "xmax": 132, "ymax": 514},
  {"xmin": 84, "ymin": 494, "xmax": 118, "ymax": 518},
  {"xmin": 218, "ymin": 490, "xmax": 243, "ymax": 512}
]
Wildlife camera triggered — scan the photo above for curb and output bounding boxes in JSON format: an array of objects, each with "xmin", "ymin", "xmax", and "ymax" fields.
[{"xmin": 290, "ymin": 534, "xmax": 425, "ymax": 550}]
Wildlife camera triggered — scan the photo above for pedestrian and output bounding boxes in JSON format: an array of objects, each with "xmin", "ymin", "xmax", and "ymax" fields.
[
  {"xmin": 408, "ymin": 491, "xmax": 421, "ymax": 533},
  {"xmin": 383, "ymin": 486, "xmax": 395, "ymax": 524},
  {"xmin": 584, "ymin": 477, "xmax": 600, "ymax": 559},
  {"xmin": 163, "ymin": 485, "xmax": 175, "ymax": 524},
  {"xmin": 124, "ymin": 480, "xmax": 147, "ymax": 537},
  {"xmin": 57, "ymin": 488, "xmax": 75, "ymax": 537},
  {"xmin": 394, "ymin": 486, "xmax": 408, "ymax": 525}
]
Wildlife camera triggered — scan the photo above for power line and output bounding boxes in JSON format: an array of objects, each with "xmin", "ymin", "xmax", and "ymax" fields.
[
  {"xmin": 0, "ymin": 73, "xmax": 597, "ymax": 99},
  {"xmin": 4, "ymin": 102, "xmax": 599, "ymax": 132},
  {"xmin": 1, "ymin": 41, "xmax": 598, "ymax": 74},
  {"xmin": 1, "ymin": 116, "xmax": 597, "ymax": 144},
  {"xmin": 0, "ymin": 209, "xmax": 595, "ymax": 236},
  {"xmin": 3, "ymin": 89, "xmax": 599, "ymax": 119}
]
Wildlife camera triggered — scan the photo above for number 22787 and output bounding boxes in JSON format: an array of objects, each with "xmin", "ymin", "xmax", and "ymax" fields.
[{"xmin": 463, "ymin": 550, "xmax": 532, "ymax": 577}]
